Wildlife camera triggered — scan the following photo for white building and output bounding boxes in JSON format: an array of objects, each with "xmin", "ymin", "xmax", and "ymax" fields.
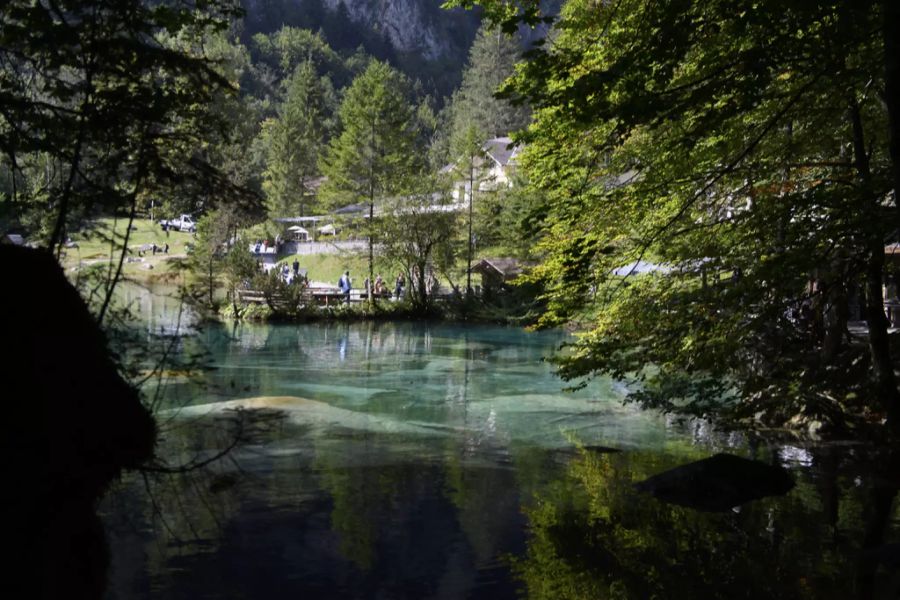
[{"xmin": 444, "ymin": 136, "xmax": 522, "ymax": 204}]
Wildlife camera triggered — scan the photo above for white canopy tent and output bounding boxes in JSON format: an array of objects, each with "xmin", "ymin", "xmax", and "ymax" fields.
[{"xmin": 286, "ymin": 225, "xmax": 309, "ymax": 242}]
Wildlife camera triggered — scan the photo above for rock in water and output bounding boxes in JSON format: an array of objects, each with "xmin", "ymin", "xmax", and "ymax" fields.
[{"xmin": 633, "ymin": 453, "xmax": 795, "ymax": 512}]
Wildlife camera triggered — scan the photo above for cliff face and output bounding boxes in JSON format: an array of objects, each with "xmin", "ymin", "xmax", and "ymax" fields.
[
  {"xmin": 320, "ymin": 0, "xmax": 461, "ymax": 60},
  {"xmin": 240, "ymin": 0, "xmax": 559, "ymax": 96},
  {"xmin": 242, "ymin": 0, "xmax": 481, "ymax": 61}
]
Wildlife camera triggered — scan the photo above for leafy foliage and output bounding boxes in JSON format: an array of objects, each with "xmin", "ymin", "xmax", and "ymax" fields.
[
  {"xmin": 0, "ymin": 0, "xmax": 248, "ymax": 256},
  {"xmin": 463, "ymin": 0, "xmax": 900, "ymax": 432},
  {"xmin": 378, "ymin": 178, "xmax": 460, "ymax": 311}
]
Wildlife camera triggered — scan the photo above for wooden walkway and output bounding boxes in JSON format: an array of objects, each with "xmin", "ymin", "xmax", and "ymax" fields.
[
  {"xmin": 236, "ymin": 286, "xmax": 457, "ymax": 309},
  {"xmin": 237, "ymin": 287, "xmax": 391, "ymax": 308}
]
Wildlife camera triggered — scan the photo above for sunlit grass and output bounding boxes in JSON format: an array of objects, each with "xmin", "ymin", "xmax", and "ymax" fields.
[{"xmin": 62, "ymin": 216, "xmax": 191, "ymax": 283}]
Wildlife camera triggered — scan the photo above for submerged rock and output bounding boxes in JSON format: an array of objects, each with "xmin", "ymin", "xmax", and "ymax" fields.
[
  {"xmin": 174, "ymin": 395, "xmax": 449, "ymax": 437},
  {"xmin": 633, "ymin": 453, "xmax": 795, "ymax": 512}
]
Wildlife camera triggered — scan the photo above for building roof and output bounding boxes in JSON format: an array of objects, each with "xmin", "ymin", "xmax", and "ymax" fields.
[
  {"xmin": 333, "ymin": 203, "xmax": 368, "ymax": 215},
  {"xmin": 470, "ymin": 257, "xmax": 529, "ymax": 278},
  {"xmin": 274, "ymin": 216, "xmax": 327, "ymax": 224},
  {"xmin": 1, "ymin": 233, "xmax": 25, "ymax": 246},
  {"xmin": 612, "ymin": 260, "xmax": 671, "ymax": 276},
  {"xmin": 439, "ymin": 136, "xmax": 524, "ymax": 176},
  {"xmin": 482, "ymin": 137, "xmax": 519, "ymax": 167}
]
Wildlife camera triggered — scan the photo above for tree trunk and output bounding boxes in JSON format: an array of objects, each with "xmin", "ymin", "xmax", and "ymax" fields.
[
  {"xmin": 208, "ymin": 259, "xmax": 214, "ymax": 307},
  {"xmin": 418, "ymin": 261, "xmax": 428, "ymax": 311},
  {"xmin": 466, "ymin": 157, "xmax": 475, "ymax": 300},
  {"xmin": 863, "ymin": 241, "xmax": 899, "ymax": 419},
  {"xmin": 852, "ymin": 98, "xmax": 900, "ymax": 426},
  {"xmin": 822, "ymin": 279, "xmax": 849, "ymax": 363},
  {"xmin": 368, "ymin": 124, "xmax": 376, "ymax": 310},
  {"xmin": 884, "ymin": 0, "xmax": 900, "ymax": 231}
]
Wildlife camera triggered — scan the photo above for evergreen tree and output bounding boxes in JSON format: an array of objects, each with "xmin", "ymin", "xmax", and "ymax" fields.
[
  {"xmin": 263, "ymin": 61, "xmax": 334, "ymax": 217},
  {"xmin": 320, "ymin": 61, "xmax": 419, "ymax": 305},
  {"xmin": 450, "ymin": 24, "xmax": 530, "ymax": 142}
]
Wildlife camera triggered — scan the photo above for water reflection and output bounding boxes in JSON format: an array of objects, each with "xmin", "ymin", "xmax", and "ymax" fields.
[
  {"xmin": 511, "ymin": 447, "xmax": 900, "ymax": 600},
  {"xmin": 101, "ymin": 317, "xmax": 900, "ymax": 599}
]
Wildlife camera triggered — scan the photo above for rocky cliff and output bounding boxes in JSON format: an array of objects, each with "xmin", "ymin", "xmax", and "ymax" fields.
[
  {"xmin": 319, "ymin": 0, "xmax": 466, "ymax": 60},
  {"xmin": 242, "ymin": 0, "xmax": 481, "ymax": 61}
]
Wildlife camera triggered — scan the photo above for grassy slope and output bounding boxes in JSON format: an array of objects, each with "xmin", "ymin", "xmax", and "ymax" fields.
[
  {"xmin": 276, "ymin": 252, "xmax": 399, "ymax": 286},
  {"xmin": 63, "ymin": 217, "xmax": 510, "ymax": 289},
  {"xmin": 63, "ymin": 217, "xmax": 191, "ymax": 283}
]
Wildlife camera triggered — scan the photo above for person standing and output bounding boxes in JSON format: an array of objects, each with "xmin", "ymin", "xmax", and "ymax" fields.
[
  {"xmin": 339, "ymin": 270, "xmax": 352, "ymax": 304},
  {"xmin": 394, "ymin": 272, "xmax": 405, "ymax": 300}
]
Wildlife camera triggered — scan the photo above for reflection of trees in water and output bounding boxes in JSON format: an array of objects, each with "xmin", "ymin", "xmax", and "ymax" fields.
[
  {"xmin": 511, "ymin": 447, "xmax": 900, "ymax": 600},
  {"xmin": 311, "ymin": 433, "xmax": 483, "ymax": 597},
  {"xmin": 314, "ymin": 433, "xmax": 395, "ymax": 570},
  {"xmin": 104, "ymin": 410, "xmax": 301, "ymax": 581}
]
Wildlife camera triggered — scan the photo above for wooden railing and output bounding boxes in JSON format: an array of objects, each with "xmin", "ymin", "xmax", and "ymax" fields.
[{"xmin": 236, "ymin": 286, "xmax": 459, "ymax": 309}]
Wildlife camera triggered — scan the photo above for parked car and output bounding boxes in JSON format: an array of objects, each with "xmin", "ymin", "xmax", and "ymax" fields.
[{"xmin": 159, "ymin": 214, "xmax": 196, "ymax": 232}]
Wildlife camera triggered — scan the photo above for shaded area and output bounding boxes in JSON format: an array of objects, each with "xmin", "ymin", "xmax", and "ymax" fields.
[
  {"xmin": 633, "ymin": 452, "xmax": 795, "ymax": 512},
  {"xmin": 1, "ymin": 246, "xmax": 155, "ymax": 599},
  {"xmin": 512, "ymin": 446, "xmax": 900, "ymax": 600}
]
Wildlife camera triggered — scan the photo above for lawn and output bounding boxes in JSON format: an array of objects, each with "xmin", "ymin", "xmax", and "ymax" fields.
[
  {"xmin": 66, "ymin": 216, "xmax": 193, "ymax": 258},
  {"xmin": 276, "ymin": 252, "xmax": 399, "ymax": 287},
  {"xmin": 63, "ymin": 216, "xmax": 192, "ymax": 283},
  {"xmin": 62, "ymin": 216, "xmax": 506, "ymax": 290}
]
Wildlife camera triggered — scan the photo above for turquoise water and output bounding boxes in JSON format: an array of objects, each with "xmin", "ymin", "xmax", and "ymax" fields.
[
  {"xmin": 155, "ymin": 319, "xmax": 678, "ymax": 450},
  {"xmin": 101, "ymin": 288, "xmax": 900, "ymax": 599}
]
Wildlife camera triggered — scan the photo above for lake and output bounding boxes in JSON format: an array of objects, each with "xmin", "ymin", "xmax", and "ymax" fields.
[{"xmin": 100, "ymin": 287, "xmax": 899, "ymax": 599}]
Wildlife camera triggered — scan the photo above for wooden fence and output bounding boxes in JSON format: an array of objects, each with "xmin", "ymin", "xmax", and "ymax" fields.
[{"xmin": 236, "ymin": 286, "xmax": 458, "ymax": 309}]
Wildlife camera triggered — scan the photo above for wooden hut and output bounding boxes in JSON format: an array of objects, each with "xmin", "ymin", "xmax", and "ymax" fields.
[{"xmin": 470, "ymin": 258, "xmax": 528, "ymax": 295}]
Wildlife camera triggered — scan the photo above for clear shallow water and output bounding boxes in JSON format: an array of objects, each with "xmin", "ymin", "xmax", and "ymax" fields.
[{"xmin": 101, "ymin": 288, "xmax": 900, "ymax": 599}]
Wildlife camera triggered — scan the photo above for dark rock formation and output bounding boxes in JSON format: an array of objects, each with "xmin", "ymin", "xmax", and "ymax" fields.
[
  {"xmin": 633, "ymin": 453, "xmax": 795, "ymax": 512},
  {"xmin": 0, "ymin": 245, "xmax": 156, "ymax": 599}
]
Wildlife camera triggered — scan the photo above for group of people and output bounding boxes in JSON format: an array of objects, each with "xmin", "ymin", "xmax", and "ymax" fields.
[
  {"xmin": 336, "ymin": 271, "xmax": 408, "ymax": 304},
  {"xmin": 253, "ymin": 239, "xmax": 283, "ymax": 255},
  {"xmin": 275, "ymin": 258, "xmax": 307, "ymax": 286}
]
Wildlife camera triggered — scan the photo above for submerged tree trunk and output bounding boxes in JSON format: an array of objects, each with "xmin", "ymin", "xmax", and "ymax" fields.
[{"xmin": 856, "ymin": 453, "xmax": 900, "ymax": 599}]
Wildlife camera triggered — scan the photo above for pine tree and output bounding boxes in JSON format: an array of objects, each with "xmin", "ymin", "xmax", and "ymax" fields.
[
  {"xmin": 450, "ymin": 24, "xmax": 530, "ymax": 141},
  {"xmin": 320, "ymin": 61, "xmax": 419, "ymax": 305},
  {"xmin": 263, "ymin": 61, "xmax": 334, "ymax": 218}
]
